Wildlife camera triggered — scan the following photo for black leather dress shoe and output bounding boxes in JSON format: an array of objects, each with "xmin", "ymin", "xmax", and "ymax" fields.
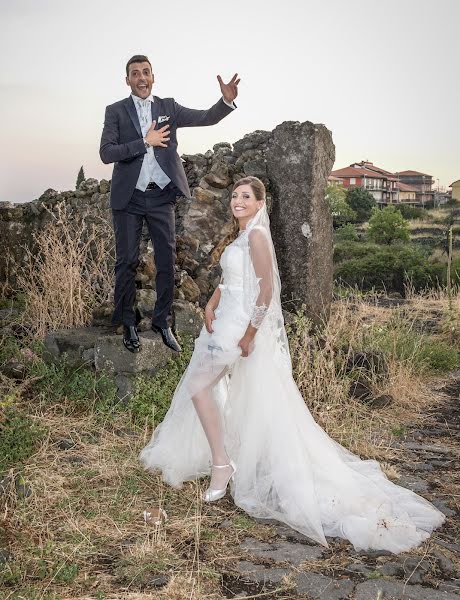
[
  {"xmin": 151, "ymin": 324, "xmax": 182, "ymax": 352},
  {"xmin": 123, "ymin": 325, "xmax": 140, "ymax": 353}
]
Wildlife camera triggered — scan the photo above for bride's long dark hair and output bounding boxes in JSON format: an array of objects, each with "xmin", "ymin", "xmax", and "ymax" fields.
[{"xmin": 210, "ymin": 176, "xmax": 266, "ymax": 267}]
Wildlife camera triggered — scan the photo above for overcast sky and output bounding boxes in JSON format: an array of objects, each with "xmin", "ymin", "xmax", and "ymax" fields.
[{"xmin": 1, "ymin": 0, "xmax": 459, "ymax": 203}]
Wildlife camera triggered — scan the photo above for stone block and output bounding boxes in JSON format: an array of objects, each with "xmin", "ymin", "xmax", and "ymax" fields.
[
  {"xmin": 173, "ymin": 300, "xmax": 204, "ymax": 337},
  {"xmin": 94, "ymin": 330, "xmax": 173, "ymax": 374},
  {"xmin": 266, "ymin": 120, "xmax": 335, "ymax": 324},
  {"xmin": 239, "ymin": 537, "xmax": 323, "ymax": 566},
  {"xmin": 355, "ymin": 580, "xmax": 459, "ymax": 600},
  {"xmin": 234, "ymin": 560, "xmax": 289, "ymax": 585},
  {"xmin": 44, "ymin": 326, "xmax": 113, "ymax": 367},
  {"xmin": 180, "ymin": 274, "xmax": 201, "ymax": 303},
  {"xmin": 294, "ymin": 571, "xmax": 354, "ymax": 599},
  {"xmin": 193, "ymin": 186, "xmax": 221, "ymax": 204},
  {"xmin": 136, "ymin": 288, "xmax": 157, "ymax": 318}
]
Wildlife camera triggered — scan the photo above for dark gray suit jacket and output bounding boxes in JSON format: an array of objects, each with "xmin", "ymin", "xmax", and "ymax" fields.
[{"xmin": 100, "ymin": 95, "xmax": 235, "ymax": 209}]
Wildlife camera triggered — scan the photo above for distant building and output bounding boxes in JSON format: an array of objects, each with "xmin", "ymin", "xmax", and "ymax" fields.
[
  {"xmin": 395, "ymin": 170, "xmax": 435, "ymax": 206},
  {"xmin": 450, "ymin": 180, "xmax": 460, "ymax": 202},
  {"xmin": 395, "ymin": 181, "xmax": 417, "ymax": 204},
  {"xmin": 327, "ymin": 175, "xmax": 344, "ymax": 186},
  {"xmin": 330, "ymin": 161, "xmax": 398, "ymax": 205},
  {"xmin": 434, "ymin": 190, "xmax": 451, "ymax": 207}
]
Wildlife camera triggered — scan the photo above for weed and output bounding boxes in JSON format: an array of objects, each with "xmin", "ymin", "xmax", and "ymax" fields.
[
  {"xmin": 28, "ymin": 356, "xmax": 119, "ymax": 419},
  {"xmin": 367, "ymin": 569, "xmax": 382, "ymax": 579},
  {"xmin": 0, "ymin": 408, "xmax": 47, "ymax": 473},
  {"xmin": 129, "ymin": 336, "xmax": 194, "ymax": 426},
  {"xmin": 391, "ymin": 425, "xmax": 407, "ymax": 437},
  {"xmin": 233, "ymin": 514, "xmax": 256, "ymax": 529}
]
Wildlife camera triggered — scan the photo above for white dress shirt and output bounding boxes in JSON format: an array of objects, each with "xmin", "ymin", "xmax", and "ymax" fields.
[
  {"xmin": 131, "ymin": 93, "xmax": 236, "ymax": 192},
  {"xmin": 131, "ymin": 93, "xmax": 170, "ymax": 191}
]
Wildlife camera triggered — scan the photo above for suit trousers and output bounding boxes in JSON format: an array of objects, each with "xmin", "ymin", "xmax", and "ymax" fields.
[{"xmin": 111, "ymin": 183, "xmax": 178, "ymax": 329}]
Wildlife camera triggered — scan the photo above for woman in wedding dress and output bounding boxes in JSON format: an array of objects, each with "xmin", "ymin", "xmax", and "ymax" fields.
[{"xmin": 139, "ymin": 176, "xmax": 445, "ymax": 553}]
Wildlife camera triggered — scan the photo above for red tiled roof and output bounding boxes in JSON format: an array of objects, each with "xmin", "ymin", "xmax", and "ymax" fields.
[
  {"xmin": 396, "ymin": 170, "xmax": 432, "ymax": 177},
  {"xmin": 331, "ymin": 166, "xmax": 389, "ymax": 179},
  {"xmin": 352, "ymin": 162, "xmax": 395, "ymax": 178}
]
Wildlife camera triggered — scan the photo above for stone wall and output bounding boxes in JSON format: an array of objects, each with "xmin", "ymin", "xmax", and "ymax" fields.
[{"xmin": 0, "ymin": 120, "xmax": 335, "ymax": 325}]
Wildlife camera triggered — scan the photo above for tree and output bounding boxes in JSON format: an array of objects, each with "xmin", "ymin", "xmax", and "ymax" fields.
[
  {"xmin": 346, "ymin": 187, "xmax": 376, "ymax": 222},
  {"xmin": 76, "ymin": 166, "xmax": 85, "ymax": 190},
  {"xmin": 367, "ymin": 205, "xmax": 410, "ymax": 245},
  {"xmin": 325, "ymin": 184, "xmax": 357, "ymax": 226}
]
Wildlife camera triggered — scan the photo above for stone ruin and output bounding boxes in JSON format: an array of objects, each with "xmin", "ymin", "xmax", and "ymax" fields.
[{"xmin": 0, "ymin": 120, "xmax": 335, "ymax": 394}]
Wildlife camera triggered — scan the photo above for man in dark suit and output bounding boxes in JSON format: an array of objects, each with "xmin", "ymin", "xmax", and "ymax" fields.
[{"xmin": 100, "ymin": 55, "xmax": 239, "ymax": 353}]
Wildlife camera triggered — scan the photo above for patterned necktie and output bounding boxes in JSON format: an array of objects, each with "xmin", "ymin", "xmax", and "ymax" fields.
[{"xmin": 138, "ymin": 99, "xmax": 150, "ymax": 125}]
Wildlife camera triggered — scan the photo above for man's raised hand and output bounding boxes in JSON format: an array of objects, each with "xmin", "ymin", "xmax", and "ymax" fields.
[
  {"xmin": 217, "ymin": 73, "xmax": 240, "ymax": 104},
  {"xmin": 145, "ymin": 120, "xmax": 170, "ymax": 148}
]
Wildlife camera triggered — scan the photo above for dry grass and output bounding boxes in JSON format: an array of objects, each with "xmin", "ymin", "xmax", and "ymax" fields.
[
  {"xmin": 288, "ymin": 293, "xmax": 440, "ymax": 460},
  {"xmin": 1, "ymin": 404, "xmax": 220, "ymax": 598},
  {"xmin": 0, "ymin": 249, "xmax": 15, "ymax": 302},
  {"xmin": 427, "ymin": 247, "xmax": 460, "ymax": 262},
  {"xmin": 1, "ymin": 287, "xmax": 460, "ymax": 598},
  {"xmin": 16, "ymin": 202, "xmax": 114, "ymax": 339},
  {"xmin": 422, "ymin": 207, "xmax": 452, "ymax": 223}
]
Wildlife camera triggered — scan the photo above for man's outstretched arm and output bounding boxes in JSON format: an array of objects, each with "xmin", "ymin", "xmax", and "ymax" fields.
[{"xmin": 175, "ymin": 73, "xmax": 240, "ymax": 128}]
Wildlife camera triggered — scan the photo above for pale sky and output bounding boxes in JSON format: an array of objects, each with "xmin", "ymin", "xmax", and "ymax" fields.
[{"xmin": 1, "ymin": 0, "xmax": 459, "ymax": 203}]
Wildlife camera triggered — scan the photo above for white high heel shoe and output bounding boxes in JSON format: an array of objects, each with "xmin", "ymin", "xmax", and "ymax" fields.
[{"xmin": 202, "ymin": 460, "xmax": 237, "ymax": 502}]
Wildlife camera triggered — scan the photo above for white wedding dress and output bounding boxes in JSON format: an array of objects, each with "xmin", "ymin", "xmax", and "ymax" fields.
[{"xmin": 139, "ymin": 206, "xmax": 445, "ymax": 554}]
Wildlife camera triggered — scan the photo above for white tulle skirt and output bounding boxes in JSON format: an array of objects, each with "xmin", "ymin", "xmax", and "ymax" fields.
[{"xmin": 139, "ymin": 292, "xmax": 445, "ymax": 554}]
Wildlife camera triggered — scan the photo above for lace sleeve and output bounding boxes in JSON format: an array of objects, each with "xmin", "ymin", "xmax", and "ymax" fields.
[{"xmin": 248, "ymin": 227, "xmax": 274, "ymax": 328}]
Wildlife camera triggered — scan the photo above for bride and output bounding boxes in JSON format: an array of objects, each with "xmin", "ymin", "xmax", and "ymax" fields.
[{"xmin": 139, "ymin": 175, "xmax": 445, "ymax": 553}]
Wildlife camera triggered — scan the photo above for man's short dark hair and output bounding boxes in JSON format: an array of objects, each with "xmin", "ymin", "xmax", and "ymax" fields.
[{"xmin": 126, "ymin": 55, "xmax": 152, "ymax": 77}]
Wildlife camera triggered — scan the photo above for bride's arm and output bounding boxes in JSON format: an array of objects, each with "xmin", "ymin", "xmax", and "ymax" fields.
[
  {"xmin": 204, "ymin": 285, "xmax": 222, "ymax": 333},
  {"xmin": 239, "ymin": 228, "xmax": 273, "ymax": 356}
]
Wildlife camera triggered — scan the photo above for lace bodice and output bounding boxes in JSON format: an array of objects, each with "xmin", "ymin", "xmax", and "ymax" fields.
[{"xmin": 218, "ymin": 231, "xmax": 272, "ymax": 329}]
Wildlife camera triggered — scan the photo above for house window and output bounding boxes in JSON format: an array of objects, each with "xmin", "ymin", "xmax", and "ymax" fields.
[{"xmin": 350, "ymin": 177, "xmax": 356, "ymax": 185}]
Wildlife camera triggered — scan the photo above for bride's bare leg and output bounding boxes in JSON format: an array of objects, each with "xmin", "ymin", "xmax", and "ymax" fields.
[{"xmin": 191, "ymin": 368, "xmax": 234, "ymax": 490}]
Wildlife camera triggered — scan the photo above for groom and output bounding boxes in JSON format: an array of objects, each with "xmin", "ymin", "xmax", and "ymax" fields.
[{"xmin": 100, "ymin": 55, "xmax": 239, "ymax": 353}]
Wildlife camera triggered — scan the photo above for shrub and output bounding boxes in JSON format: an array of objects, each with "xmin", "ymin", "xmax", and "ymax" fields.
[
  {"xmin": 334, "ymin": 237, "xmax": 460, "ymax": 293},
  {"xmin": 335, "ymin": 223, "xmax": 359, "ymax": 242},
  {"xmin": 334, "ymin": 244, "xmax": 435, "ymax": 294},
  {"xmin": 395, "ymin": 204, "xmax": 429, "ymax": 220},
  {"xmin": 367, "ymin": 206, "xmax": 410, "ymax": 245},
  {"xmin": 346, "ymin": 187, "xmax": 376, "ymax": 222},
  {"xmin": 445, "ymin": 198, "xmax": 460, "ymax": 207},
  {"xmin": 334, "ymin": 241, "xmax": 382, "ymax": 263}
]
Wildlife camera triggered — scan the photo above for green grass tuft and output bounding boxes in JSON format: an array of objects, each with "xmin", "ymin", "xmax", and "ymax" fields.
[{"xmin": 0, "ymin": 408, "xmax": 47, "ymax": 473}]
